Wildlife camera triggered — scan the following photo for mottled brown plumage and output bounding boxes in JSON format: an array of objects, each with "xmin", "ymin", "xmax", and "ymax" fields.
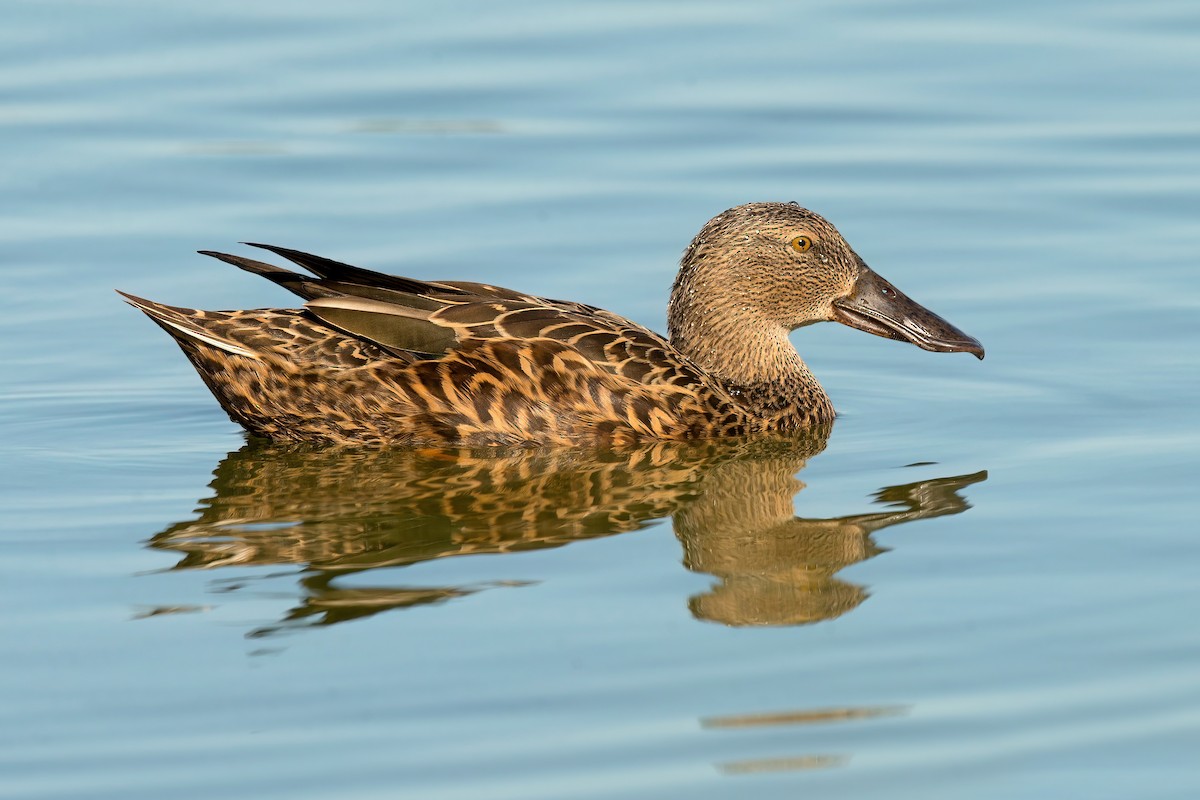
[{"xmin": 120, "ymin": 203, "xmax": 983, "ymax": 445}]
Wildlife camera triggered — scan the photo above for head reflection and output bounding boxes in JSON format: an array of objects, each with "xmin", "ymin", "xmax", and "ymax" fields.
[{"xmin": 147, "ymin": 427, "xmax": 984, "ymax": 634}]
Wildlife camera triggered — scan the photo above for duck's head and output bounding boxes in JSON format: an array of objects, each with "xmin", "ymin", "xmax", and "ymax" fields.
[{"xmin": 668, "ymin": 203, "xmax": 984, "ymax": 371}]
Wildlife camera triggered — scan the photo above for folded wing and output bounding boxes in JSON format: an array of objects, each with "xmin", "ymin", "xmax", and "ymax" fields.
[{"xmin": 197, "ymin": 244, "xmax": 705, "ymax": 388}]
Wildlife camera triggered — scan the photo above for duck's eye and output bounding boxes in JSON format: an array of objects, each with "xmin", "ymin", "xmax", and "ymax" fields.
[{"xmin": 790, "ymin": 236, "xmax": 813, "ymax": 253}]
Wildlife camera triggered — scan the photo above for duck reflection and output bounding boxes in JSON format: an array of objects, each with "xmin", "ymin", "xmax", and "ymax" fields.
[{"xmin": 147, "ymin": 426, "xmax": 984, "ymax": 633}]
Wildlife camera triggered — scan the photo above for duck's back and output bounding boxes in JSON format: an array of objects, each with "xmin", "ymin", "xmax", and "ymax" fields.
[{"xmin": 121, "ymin": 245, "xmax": 738, "ymax": 446}]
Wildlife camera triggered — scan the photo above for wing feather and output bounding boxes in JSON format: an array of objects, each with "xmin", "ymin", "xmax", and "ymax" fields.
[{"xmin": 190, "ymin": 244, "xmax": 708, "ymax": 390}]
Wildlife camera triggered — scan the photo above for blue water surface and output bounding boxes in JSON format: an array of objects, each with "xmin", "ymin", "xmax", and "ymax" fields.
[{"xmin": 2, "ymin": 1, "xmax": 1198, "ymax": 798}]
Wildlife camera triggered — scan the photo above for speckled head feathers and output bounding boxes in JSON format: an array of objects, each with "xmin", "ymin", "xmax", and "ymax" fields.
[{"xmin": 670, "ymin": 202, "xmax": 865, "ymax": 337}]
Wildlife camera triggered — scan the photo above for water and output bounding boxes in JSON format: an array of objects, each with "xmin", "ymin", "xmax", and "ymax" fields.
[{"xmin": 2, "ymin": 1, "xmax": 1198, "ymax": 797}]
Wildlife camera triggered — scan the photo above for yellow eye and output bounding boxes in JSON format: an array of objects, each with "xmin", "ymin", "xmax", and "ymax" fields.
[{"xmin": 790, "ymin": 235, "xmax": 813, "ymax": 253}]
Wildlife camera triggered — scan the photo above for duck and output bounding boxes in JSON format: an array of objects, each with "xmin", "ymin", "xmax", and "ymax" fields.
[{"xmin": 119, "ymin": 202, "xmax": 983, "ymax": 446}]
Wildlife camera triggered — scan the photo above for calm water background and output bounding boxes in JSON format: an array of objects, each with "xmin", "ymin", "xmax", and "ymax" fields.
[{"xmin": 3, "ymin": 1, "xmax": 1198, "ymax": 797}]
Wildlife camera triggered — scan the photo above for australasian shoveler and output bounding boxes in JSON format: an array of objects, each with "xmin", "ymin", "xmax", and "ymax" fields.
[{"xmin": 119, "ymin": 202, "xmax": 983, "ymax": 445}]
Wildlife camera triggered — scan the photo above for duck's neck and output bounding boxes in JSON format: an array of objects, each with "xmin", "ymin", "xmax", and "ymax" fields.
[{"xmin": 667, "ymin": 283, "xmax": 833, "ymax": 422}]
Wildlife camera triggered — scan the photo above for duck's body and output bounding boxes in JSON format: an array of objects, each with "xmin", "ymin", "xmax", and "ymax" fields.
[
  {"xmin": 122, "ymin": 276, "xmax": 790, "ymax": 446},
  {"xmin": 121, "ymin": 203, "xmax": 982, "ymax": 446}
]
